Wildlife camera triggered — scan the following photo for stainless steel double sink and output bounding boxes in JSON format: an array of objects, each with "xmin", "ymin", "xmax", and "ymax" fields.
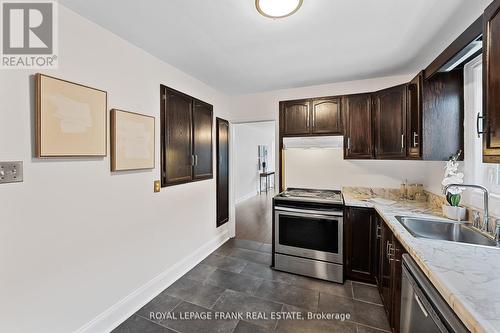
[{"xmin": 395, "ymin": 216, "xmax": 498, "ymax": 247}]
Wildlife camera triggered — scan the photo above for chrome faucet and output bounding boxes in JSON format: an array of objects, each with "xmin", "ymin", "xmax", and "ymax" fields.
[{"xmin": 443, "ymin": 184, "xmax": 490, "ymax": 232}]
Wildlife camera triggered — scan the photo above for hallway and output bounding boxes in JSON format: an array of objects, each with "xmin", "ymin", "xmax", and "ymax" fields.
[{"xmin": 235, "ymin": 193, "xmax": 274, "ymax": 244}]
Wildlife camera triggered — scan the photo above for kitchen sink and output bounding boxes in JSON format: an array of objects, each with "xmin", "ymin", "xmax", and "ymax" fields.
[{"xmin": 395, "ymin": 216, "xmax": 498, "ymax": 247}]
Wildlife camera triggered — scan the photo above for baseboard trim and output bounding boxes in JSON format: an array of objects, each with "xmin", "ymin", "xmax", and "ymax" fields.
[
  {"xmin": 236, "ymin": 191, "xmax": 258, "ymax": 204},
  {"xmin": 74, "ymin": 230, "xmax": 230, "ymax": 333}
]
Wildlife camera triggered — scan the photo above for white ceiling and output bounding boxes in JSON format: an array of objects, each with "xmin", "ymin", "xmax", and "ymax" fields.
[{"xmin": 60, "ymin": 0, "xmax": 491, "ymax": 94}]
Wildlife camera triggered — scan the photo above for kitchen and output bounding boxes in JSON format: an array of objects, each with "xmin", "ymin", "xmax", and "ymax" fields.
[{"xmin": 1, "ymin": 1, "xmax": 500, "ymax": 333}]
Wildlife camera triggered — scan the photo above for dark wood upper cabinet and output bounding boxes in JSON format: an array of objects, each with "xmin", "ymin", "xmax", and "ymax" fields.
[
  {"xmin": 216, "ymin": 118, "xmax": 229, "ymax": 227},
  {"xmin": 192, "ymin": 100, "xmax": 213, "ymax": 180},
  {"xmin": 373, "ymin": 85, "xmax": 407, "ymax": 159},
  {"xmin": 281, "ymin": 100, "xmax": 311, "ymax": 136},
  {"xmin": 483, "ymin": 0, "xmax": 500, "ymax": 163},
  {"xmin": 162, "ymin": 87, "xmax": 193, "ymax": 186},
  {"xmin": 345, "ymin": 207, "xmax": 377, "ymax": 283},
  {"xmin": 280, "ymin": 97, "xmax": 343, "ymax": 137},
  {"xmin": 311, "ymin": 97, "xmax": 342, "ymax": 135},
  {"xmin": 422, "ymin": 70, "xmax": 464, "ymax": 161},
  {"xmin": 343, "ymin": 93, "xmax": 374, "ymax": 159},
  {"xmin": 407, "ymin": 72, "xmax": 423, "ymax": 159},
  {"xmin": 161, "ymin": 85, "xmax": 213, "ymax": 187}
]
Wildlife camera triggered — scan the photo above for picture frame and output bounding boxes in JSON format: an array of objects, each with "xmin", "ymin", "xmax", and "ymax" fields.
[
  {"xmin": 110, "ymin": 109, "xmax": 155, "ymax": 171},
  {"xmin": 35, "ymin": 73, "xmax": 107, "ymax": 157}
]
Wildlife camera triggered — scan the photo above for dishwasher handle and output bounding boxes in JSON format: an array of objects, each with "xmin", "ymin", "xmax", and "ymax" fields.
[{"xmin": 414, "ymin": 294, "xmax": 429, "ymax": 318}]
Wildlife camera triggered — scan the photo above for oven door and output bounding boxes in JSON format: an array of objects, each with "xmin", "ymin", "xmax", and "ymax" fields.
[{"xmin": 275, "ymin": 206, "xmax": 343, "ymax": 264}]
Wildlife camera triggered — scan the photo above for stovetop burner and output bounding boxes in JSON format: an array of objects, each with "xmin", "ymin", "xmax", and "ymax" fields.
[{"xmin": 276, "ymin": 188, "xmax": 343, "ymax": 204}]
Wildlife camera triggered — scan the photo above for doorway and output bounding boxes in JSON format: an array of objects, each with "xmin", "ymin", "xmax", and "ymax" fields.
[{"xmin": 233, "ymin": 120, "xmax": 277, "ymax": 243}]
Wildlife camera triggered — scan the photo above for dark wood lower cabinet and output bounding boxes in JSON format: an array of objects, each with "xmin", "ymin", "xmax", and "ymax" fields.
[
  {"xmin": 391, "ymin": 236, "xmax": 405, "ymax": 333},
  {"xmin": 377, "ymin": 213, "xmax": 406, "ymax": 333},
  {"xmin": 378, "ymin": 220, "xmax": 393, "ymax": 315},
  {"xmin": 344, "ymin": 207, "xmax": 377, "ymax": 283}
]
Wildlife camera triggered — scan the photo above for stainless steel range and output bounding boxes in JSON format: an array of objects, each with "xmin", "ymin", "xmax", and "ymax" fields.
[{"xmin": 273, "ymin": 188, "xmax": 344, "ymax": 283}]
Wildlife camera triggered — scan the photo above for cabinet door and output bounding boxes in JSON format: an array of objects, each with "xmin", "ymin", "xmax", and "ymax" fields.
[
  {"xmin": 216, "ymin": 118, "xmax": 229, "ymax": 227},
  {"xmin": 374, "ymin": 85, "xmax": 407, "ymax": 159},
  {"xmin": 407, "ymin": 73, "xmax": 423, "ymax": 159},
  {"xmin": 422, "ymin": 71, "xmax": 464, "ymax": 161},
  {"xmin": 345, "ymin": 207, "xmax": 376, "ymax": 283},
  {"xmin": 344, "ymin": 94, "xmax": 374, "ymax": 159},
  {"xmin": 390, "ymin": 236, "xmax": 406, "ymax": 333},
  {"xmin": 281, "ymin": 100, "xmax": 311, "ymax": 135},
  {"xmin": 373, "ymin": 215, "xmax": 382, "ymax": 285},
  {"xmin": 161, "ymin": 87, "xmax": 193, "ymax": 186},
  {"xmin": 311, "ymin": 97, "xmax": 342, "ymax": 134},
  {"xmin": 483, "ymin": 0, "xmax": 500, "ymax": 163},
  {"xmin": 192, "ymin": 100, "xmax": 213, "ymax": 180},
  {"xmin": 379, "ymin": 222, "xmax": 393, "ymax": 320}
]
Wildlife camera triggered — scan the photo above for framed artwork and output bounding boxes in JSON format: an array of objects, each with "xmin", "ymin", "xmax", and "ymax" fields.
[
  {"xmin": 110, "ymin": 109, "xmax": 155, "ymax": 171},
  {"xmin": 35, "ymin": 73, "xmax": 107, "ymax": 157}
]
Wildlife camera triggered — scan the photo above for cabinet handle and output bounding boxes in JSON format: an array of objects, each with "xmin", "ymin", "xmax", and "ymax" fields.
[
  {"xmin": 195, "ymin": 155, "xmax": 198, "ymax": 166},
  {"xmin": 413, "ymin": 132, "xmax": 419, "ymax": 147},
  {"xmin": 477, "ymin": 113, "xmax": 484, "ymax": 138},
  {"xmin": 401, "ymin": 134, "xmax": 405, "ymax": 149},
  {"xmin": 347, "ymin": 137, "xmax": 351, "ymax": 150},
  {"xmin": 392, "ymin": 246, "xmax": 400, "ymax": 262},
  {"xmin": 376, "ymin": 225, "xmax": 381, "ymax": 239},
  {"xmin": 386, "ymin": 242, "xmax": 392, "ymax": 261}
]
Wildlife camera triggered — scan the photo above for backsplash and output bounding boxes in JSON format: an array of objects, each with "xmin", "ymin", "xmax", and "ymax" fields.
[{"xmin": 344, "ymin": 186, "xmax": 499, "ymax": 236}]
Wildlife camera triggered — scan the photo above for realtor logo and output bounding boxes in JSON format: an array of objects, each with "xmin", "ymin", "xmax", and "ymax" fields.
[{"xmin": 1, "ymin": 0, "xmax": 58, "ymax": 68}]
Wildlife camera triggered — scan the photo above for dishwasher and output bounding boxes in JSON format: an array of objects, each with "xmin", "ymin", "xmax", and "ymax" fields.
[{"xmin": 400, "ymin": 254, "xmax": 469, "ymax": 333}]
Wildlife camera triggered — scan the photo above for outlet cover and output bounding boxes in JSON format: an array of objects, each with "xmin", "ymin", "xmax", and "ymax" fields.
[{"xmin": 0, "ymin": 161, "xmax": 23, "ymax": 184}]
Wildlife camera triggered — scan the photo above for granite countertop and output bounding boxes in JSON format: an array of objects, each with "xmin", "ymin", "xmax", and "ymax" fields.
[{"xmin": 342, "ymin": 188, "xmax": 500, "ymax": 333}]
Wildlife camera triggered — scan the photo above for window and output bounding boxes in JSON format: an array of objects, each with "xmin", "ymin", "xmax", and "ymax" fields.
[{"xmin": 463, "ymin": 55, "xmax": 500, "ymax": 215}]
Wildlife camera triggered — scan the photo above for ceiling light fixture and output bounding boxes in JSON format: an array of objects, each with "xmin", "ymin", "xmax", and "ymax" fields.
[{"xmin": 256, "ymin": 0, "xmax": 303, "ymax": 19}]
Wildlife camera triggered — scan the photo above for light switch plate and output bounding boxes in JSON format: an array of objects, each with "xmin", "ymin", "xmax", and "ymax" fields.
[
  {"xmin": 0, "ymin": 161, "xmax": 23, "ymax": 184},
  {"xmin": 154, "ymin": 180, "xmax": 161, "ymax": 193}
]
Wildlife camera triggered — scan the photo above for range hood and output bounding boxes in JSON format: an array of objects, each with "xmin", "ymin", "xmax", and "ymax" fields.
[{"xmin": 283, "ymin": 136, "xmax": 344, "ymax": 149}]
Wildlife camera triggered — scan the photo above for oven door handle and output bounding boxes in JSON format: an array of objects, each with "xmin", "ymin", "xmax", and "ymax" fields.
[{"xmin": 275, "ymin": 206, "xmax": 343, "ymax": 217}]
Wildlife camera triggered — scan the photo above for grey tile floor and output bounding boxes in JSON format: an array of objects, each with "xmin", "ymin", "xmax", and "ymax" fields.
[{"xmin": 113, "ymin": 239, "xmax": 390, "ymax": 333}]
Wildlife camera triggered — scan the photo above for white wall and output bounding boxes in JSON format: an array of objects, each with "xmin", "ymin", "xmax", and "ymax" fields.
[
  {"xmin": 284, "ymin": 148, "xmax": 444, "ymax": 191},
  {"xmin": 234, "ymin": 121, "xmax": 275, "ymax": 202},
  {"xmin": 0, "ymin": 5, "xmax": 235, "ymax": 333}
]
